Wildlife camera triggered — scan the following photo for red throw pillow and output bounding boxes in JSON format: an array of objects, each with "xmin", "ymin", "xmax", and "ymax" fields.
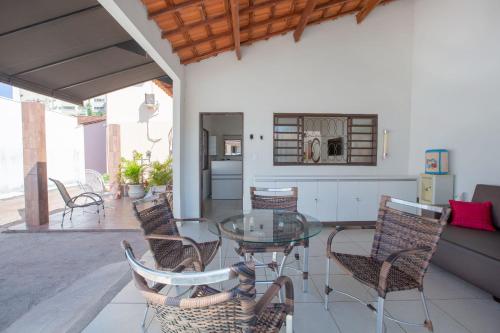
[{"xmin": 449, "ymin": 200, "xmax": 496, "ymax": 232}]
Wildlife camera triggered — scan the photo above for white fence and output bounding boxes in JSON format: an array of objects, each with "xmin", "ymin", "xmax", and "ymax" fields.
[{"xmin": 0, "ymin": 97, "xmax": 85, "ymax": 197}]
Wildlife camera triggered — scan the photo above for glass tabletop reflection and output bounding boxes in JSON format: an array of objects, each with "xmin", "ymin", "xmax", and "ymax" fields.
[{"xmin": 208, "ymin": 210, "xmax": 322, "ymax": 244}]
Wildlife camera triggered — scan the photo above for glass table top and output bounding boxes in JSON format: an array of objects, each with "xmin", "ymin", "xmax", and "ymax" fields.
[{"xmin": 208, "ymin": 210, "xmax": 322, "ymax": 244}]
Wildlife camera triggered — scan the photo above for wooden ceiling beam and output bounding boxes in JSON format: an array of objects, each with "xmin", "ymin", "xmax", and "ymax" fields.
[
  {"xmin": 356, "ymin": 0, "xmax": 383, "ymax": 24},
  {"xmin": 293, "ymin": 0, "xmax": 319, "ymax": 42},
  {"xmin": 162, "ymin": 0, "xmax": 289, "ymax": 39},
  {"xmin": 182, "ymin": 6, "xmax": 359, "ymax": 65},
  {"xmin": 230, "ymin": 0, "xmax": 242, "ymax": 60},
  {"xmin": 173, "ymin": 0, "xmax": 351, "ymax": 53},
  {"xmin": 149, "ymin": 0, "xmax": 204, "ymax": 19},
  {"xmin": 163, "ymin": 0, "xmax": 349, "ymax": 39}
]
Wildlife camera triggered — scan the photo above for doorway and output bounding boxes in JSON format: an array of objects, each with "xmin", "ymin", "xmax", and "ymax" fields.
[{"xmin": 199, "ymin": 113, "xmax": 243, "ymax": 218}]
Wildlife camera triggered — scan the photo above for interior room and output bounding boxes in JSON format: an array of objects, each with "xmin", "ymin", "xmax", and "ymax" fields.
[{"xmin": 200, "ymin": 113, "xmax": 244, "ymax": 218}]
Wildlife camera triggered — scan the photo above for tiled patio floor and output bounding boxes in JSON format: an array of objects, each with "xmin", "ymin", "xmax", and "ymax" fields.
[
  {"xmin": 7, "ymin": 196, "xmax": 140, "ymax": 232},
  {"xmin": 84, "ymin": 202, "xmax": 500, "ymax": 333}
]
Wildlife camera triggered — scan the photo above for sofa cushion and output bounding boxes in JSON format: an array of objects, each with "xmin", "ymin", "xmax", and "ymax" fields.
[
  {"xmin": 449, "ymin": 200, "xmax": 496, "ymax": 232},
  {"xmin": 472, "ymin": 184, "xmax": 500, "ymax": 229},
  {"xmin": 440, "ymin": 225, "xmax": 500, "ymax": 261}
]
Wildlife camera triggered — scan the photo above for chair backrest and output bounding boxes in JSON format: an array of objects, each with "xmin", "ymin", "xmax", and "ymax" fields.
[
  {"xmin": 371, "ymin": 196, "xmax": 450, "ymax": 285},
  {"xmin": 84, "ymin": 169, "xmax": 105, "ymax": 194},
  {"xmin": 122, "ymin": 240, "xmax": 257, "ymax": 332},
  {"xmin": 132, "ymin": 195, "xmax": 182, "ymax": 268},
  {"xmin": 250, "ymin": 187, "xmax": 298, "ymax": 212},
  {"xmin": 49, "ymin": 178, "xmax": 72, "ymax": 205}
]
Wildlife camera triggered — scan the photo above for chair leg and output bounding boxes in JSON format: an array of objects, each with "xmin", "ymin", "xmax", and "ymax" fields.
[
  {"xmin": 141, "ymin": 303, "xmax": 149, "ymax": 328},
  {"xmin": 302, "ymin": 245, "xmax": 309, "ymax": 293},
  {"xmin": 420, "ymin": 289, "xmax": 434, "ymax": 332},
  {"xmin": 324, "ymin": 258, "xmax": 331, "ymax": 310},
  {"xmin": 376, "ymin": 297, "xmax": 385, "ymax": 333},
  {"xmin": 69, "ymin": 208, "xmax": 74, "ymax": 221},
  {"xmin": 102, "ymin": 204, "xmax": 105, "ymax": 217},
  {"xmin": 286, "ymin": 314, "xmax": 293, "ymax": 333},
  {"xmin": 61, "ymin": 207, "xmax": 67, "ymax": 227}
]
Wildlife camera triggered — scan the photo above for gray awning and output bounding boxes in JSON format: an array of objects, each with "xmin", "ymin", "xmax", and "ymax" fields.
[{"xmin": 0, "ymin": 0, "xmax": 168, "ymax": 105}]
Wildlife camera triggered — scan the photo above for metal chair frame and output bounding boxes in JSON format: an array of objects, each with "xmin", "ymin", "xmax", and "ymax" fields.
[
  {"xmin": 324, "ymin": 196, "xmax": 450, "ymax": 333},
  {"xmin": 123, "ymin": 241, "xmax": 294, "ymax": 333},
  {"xmin": 49, "ymin": 178, "xmax": 104, "ymax": 226},
  {"xmin": 242, "ymin": 187, "xmax": 310, "ymax": 293}
]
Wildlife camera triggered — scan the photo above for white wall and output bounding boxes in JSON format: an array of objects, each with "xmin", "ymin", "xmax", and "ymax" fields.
[
  {"xmin": 84, "ymin": 121, "xmax": 107, "ymax": 174},
  {"xmin": 0, "ymin": 94, "xmax": 85, "ymax": 197},
  {"xmin": 107, "ymin": 81, "xmax": 173, "ymax": 162},
  {"xmin": 408, "ymin": 0, "xmax": 500, "ymax": 200},
  {"xmin": 0, "ymin": 97, "xmax": 24, "ymax": 196},
  {"xmin": 182, "ymin": 1, "xmax": 415, "ymax": 215},
  {"xmin": 45, "ymin": 111, "xmax": 85, "ymax": 185}
]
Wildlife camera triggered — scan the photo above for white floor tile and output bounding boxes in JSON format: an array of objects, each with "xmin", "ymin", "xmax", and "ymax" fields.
[
  {"xmin": 384, "ymin": 300, "xmax": 470, "ymax": 333},
  {"xmin": 83, "ymin": 303, "xmax": 151, "ymax": 333},
  {"xmin": 329, "ymin": 301, "xmax": 405, "ymax": 333},
  {"xmin": 432, "ymin": 299, "xmax": 500, "ymax": 333},
  {"xmin": 292, "ymin": 303, "xmax": 341, "ymax": 333},
  {"xmin": 110, "ymin": 281, "xmax": 146, "ymax": 304}
]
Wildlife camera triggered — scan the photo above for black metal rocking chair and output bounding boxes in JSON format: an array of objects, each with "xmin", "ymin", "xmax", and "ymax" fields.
[{"xmin": 50, "ymin": 178, "xmax": 105, "ymax": 226}]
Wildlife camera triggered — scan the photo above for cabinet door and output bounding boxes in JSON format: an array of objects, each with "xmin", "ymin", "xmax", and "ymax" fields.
[
  {"xmin": 378, "ymin": 180, "xmax": 418, "ymax": 214},
  {"xmin": 317, "ymin": 181, "xmax": 338, "ymax": 222},
  {"xmin": 378, "ymin": 181, "xmax": 417, "ymax": 202},
  {"xmin": 297, "ymin": 181, "xmax": 318, "ymax": 217},
  {"xmin": 357, "ymin": 181, "xmax": 379, "ymax": 221},
  {"xmin": 338, "ymin": 181, "xmax": 379, "ymax": 222},
  {"xmin": 337, "ymin": 181, "xmax": 360, "ymax": 221}
]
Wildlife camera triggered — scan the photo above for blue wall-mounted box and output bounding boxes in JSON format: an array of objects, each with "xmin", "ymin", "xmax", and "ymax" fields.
[{"xmin": 425, "ymin": 149, "xmax": 449, "ymax": 175}]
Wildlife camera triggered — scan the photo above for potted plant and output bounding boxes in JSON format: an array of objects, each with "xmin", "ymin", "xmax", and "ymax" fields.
[
  {"xmin": 121, "ymin": 151, "xmax": 146, "ymax": 199},
  {"xmin": 148, "ymin": 157, "xmax": 173, "ymax": 188}
]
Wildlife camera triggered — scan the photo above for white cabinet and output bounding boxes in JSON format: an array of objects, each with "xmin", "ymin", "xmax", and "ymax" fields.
[
  {"xmin": 254, "ymin": 176, "xmax": 418, "ymax": 223},
  {"xmin": 317, "ymin": 181, "xmax": 338, "ymax": 222},
  {"xmin": 338, "ymin": 181, "xmax": 379, "ymax": 222},
  {"xmin": 296, "ymin": 181, "xmax": 318, "ymax": 218}
]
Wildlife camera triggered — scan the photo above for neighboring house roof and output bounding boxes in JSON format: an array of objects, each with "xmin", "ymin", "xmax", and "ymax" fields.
[
  {"xmin": 153, "ymin": 79, "xmax": 173, "ymax": 97},
  {"xmin": 78, "ymin": 115, "xmax": 106, "ymax": 125},
  {"xmin": 140, "ymin": 0, "xmax": 397, "ymax": 65},
  {"xmin": 0, "ymin": 0, "xmax": 170, "ymax": 105}
]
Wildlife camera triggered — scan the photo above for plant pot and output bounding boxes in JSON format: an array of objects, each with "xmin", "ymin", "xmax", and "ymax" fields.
[{"xmin": 127, "ymin": 184, "xmax": 145, "ymax": 199}]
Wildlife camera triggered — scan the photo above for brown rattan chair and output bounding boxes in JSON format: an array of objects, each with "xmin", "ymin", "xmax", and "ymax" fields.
[
  {"xmin": 122, "ymin": 240, "xmax": 294, "ymax": 333},
  {"xmin": 132, "ymin": 194, "xmax": 221, "ymax": 271},
  {"xmin": 324, "ymin": 195, "xmax": 450, "ymax": 333},
  {"xmin": 132, "ymin": 194, "xmax": 222, "ymax": 327},
  {"xmin": 236, "ymin": 187, "xmax": 310, "ymax": 292}
]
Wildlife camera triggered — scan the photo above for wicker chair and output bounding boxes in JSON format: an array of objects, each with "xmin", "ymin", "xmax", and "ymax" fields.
[
  {"xmin": 132, "ymin": 194, "xmax": 222, "ymax": 327},
  {"xmin": 50, "ymin": 178, "xmax": 104, "ymax": 226},
  {"xmin": 324, "ymin": 196, "xmax": 451, "ymax": 333},
  {"xmin": 236, "ymin": 187, "xmax": 310, "ymax": 292},
  {"xmin": 122, "ymin": 240, "xmax": 294, "ymax": 333},
  {"xmin": 132, "ymin": 194, "xmax": 221, "ymax": 272}
]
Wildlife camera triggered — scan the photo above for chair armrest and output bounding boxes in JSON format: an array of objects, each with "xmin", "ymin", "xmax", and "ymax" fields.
[
  {"xmin": 326, "ymin": 227, "xmax": 346, "ymax": 257},
  {"xmin": 70, "ymin": 193, "xmax": 102, "ymax": 205},
  {"xmin": 172, "ymin": 217, "xmax": 209, "ymax": 222},
  {"xmin": 378, "ymin": 246, "xmax": 432, "ymax": 293},
  {"xmin": 145, "ymin": 234, "xmax": 205, "ymax": 269},
  {"xmin": 255, "ymin": 276, "xmax": 294, "ymax": 317}
]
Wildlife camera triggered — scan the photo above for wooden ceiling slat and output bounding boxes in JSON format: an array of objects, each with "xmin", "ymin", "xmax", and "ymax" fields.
[
  {"xmin": 230, "ymin": 0, "xmax": 242, "ymax": 59},
  {"xmin": 141, "ymin": 0, "xmax": 397, "ymax": 64},
  {"xmin": 356, "ymin": 0, "xmax": 383, "ymax": 23},
  {"xmin": 293, "ymin": 0, "xmax": 318, "ymax": 42},
  {"xmin": 149, "ymin": 0, "xmax": 204, "ymax": 19}
]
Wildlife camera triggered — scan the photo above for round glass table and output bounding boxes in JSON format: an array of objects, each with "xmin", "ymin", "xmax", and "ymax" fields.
[{"xmin": 208, "ymin": 209, "xmax": 322, "ymax": 292}]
